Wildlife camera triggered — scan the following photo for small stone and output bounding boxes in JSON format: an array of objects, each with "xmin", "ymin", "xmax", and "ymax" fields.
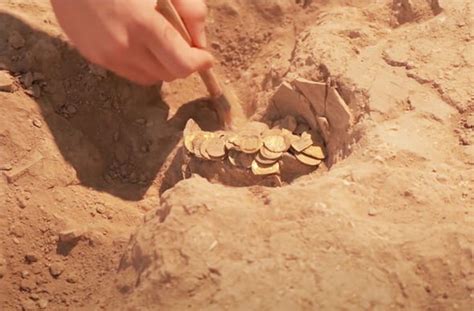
[
  {"xmin": 0, "ymin": 163, "xmax": 12, "ymax": 171},
  {"xmin": 66, "ymin": 274, "xmax": 78, "ymax": 284},
  {"xmin": 20, "ymin": 278, "xmax": 36, "ymax": 292},
  {"xmin": 66, "ymin": 105, "xmax": 77, "ymax": 114},
  {"xmin": 25, "ymin": 254, "xmax": 38, "ymax": 264},
  {"xmin": 32, "ymin": 119, "xmax": 42, "ymax": 128},
  {"xmin": 368, "ymin": 208, "xmax": 378, "ymax": 216},
  {"xmin": 8, "ymin": 30, "xmax": 26, "ymax": 49},
  {"xmin": 96, "ymin": 205, "xmax": 105, "ymax": 214},
  {"xmin": 32, "ymin": 84, "xmax": 41, "ymax": 98},
  {"xmin": 38, "ymin": 299, "xmax": 48, "ymax": 309},
  {"xmin": 29, "ymin": 294, "xmax": 39, "ymax": 301},
  {"xmin": 58, "ymin": 228, "xmax": 84, "ymax": 243},
  {"xmin": 22, "ymin": 72, "xmax": 33, "ymax": 88},
  {"xmin": 49, "ymin": 262, "xmax": 64, "ymax": 278},
  {"xmin": 21, "ymin": 270, "xmax": 30, "ymax": 278}
]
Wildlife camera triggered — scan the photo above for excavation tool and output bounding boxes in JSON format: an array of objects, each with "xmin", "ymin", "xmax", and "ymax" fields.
[{"xmin": 156, "ymin": 0, "xmax": 241, "ymax": 129}]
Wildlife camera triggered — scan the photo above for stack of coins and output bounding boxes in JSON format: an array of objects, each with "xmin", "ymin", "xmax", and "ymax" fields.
[{"xmin": 183, "ymin": 116, "xmax": 326, "ymax": 177}]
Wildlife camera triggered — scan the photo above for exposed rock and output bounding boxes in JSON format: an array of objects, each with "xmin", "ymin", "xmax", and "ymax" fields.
[{"xmin": 0, "ymin": 70, "xmax": 17, "ymax": 93}]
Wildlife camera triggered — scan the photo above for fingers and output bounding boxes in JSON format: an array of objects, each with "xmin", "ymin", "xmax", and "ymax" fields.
[
  {"xmin": 143, "ymin": 12, "xmax": 214, "ymax": 79},
  {"xmin": 171, "ymin": 0, "xmax": 208, "ymax": 48}
]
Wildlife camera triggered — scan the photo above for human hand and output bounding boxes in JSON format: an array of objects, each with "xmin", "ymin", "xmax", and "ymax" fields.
[{"xmin": 51, "ymin": 0, "xmax": 213, "ymax": 85}]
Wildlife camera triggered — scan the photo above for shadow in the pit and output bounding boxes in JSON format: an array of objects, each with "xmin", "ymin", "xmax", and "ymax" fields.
[{"xmin": 0, "ymin": 13, "xmax": 220, "ymax": 201}]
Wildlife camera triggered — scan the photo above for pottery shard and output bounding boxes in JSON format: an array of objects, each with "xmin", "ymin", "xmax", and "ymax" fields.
[
  {"xmin": 326, "ymin": 87, "xmax": 353, "ymax": 130},
  {"xmin": 292, "ymin": 78, "xmax": 327, "ymax": 116},
  {"xmin": 0, "ymin": 70, "xmax": 16, "ymax": 93},
  {"xmin": 272, "ymin": 82, "xmax": 318, "ymax": 129}
]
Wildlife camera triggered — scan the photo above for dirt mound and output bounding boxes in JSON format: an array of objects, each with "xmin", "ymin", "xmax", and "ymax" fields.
[{"xmin": 0, "ymin": 0, "xmax": 473, "ymax": 310}]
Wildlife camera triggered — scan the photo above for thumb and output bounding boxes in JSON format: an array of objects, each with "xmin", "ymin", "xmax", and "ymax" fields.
[{"xmin": 172, "ymin": 0, "xmax": 208, "ymax": 48}]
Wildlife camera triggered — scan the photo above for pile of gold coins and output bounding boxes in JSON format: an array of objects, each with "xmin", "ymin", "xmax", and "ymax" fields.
[{"xmin": 183, "ymin": 116, "xmax": 326, "ymax": 176}]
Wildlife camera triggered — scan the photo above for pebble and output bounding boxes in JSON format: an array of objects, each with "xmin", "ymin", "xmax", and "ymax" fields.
[
  {"xmin": 58, "ymin": 228, "xmax": 84, "ymax": 243},
  {"xmin": 66, "ymin": 274, "xmax": 78, "ymax": 284},
  {"xmin": 29, "ymin": 294, "xmax": 39, "ymax": 301},
  {"xmin": 96, "ymin": 205, "xmax": 106, "ymax": 214},
  {"xmin": 0, "ymin": 163, "xmax": 13, "ymax": 171},
  {"xmin": 49, "ymin": 262, "xmax": 64, "ymax": 278},
  {"xmin": 25, "ymin": 254, "xmax": 38, "ymax": 264},
  {"xmin": 20, "ymin": 278, "xmax": 36, "ymax": 292},
  {"xmin": 21, "ymin": 270, "xmax": 30, "ymax": 278},
  {"xmin": 66, "ymin": 104, "xmax": 77, "ymax": 114},
  {"xmin": 368, "ymin": 208, "xmax": 378, "ymax": 216},
  {"xmin": 38, "ymin": 299, "xmax": 48, "ymax": 309},
  {"xmin": 22, "ymin": 72, "xmax": 33, "ymax": 88},
  {"xmin": 32, "ymin": 119, "xmax": 42, "ymax": 128},
  {"xmin": 8, "ymin": 30, "xmax": 26, "ymax": 49}
]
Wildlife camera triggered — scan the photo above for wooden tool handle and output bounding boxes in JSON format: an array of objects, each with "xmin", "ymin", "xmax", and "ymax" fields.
[{"xmin": 156, "ymin": 0, "xmax": 223, "ymax": 97}]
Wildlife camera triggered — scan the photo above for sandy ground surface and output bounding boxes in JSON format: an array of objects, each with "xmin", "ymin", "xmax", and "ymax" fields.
[{"xmin": 0, "ymin": 0, "xmax": 473, "ymax": 310}]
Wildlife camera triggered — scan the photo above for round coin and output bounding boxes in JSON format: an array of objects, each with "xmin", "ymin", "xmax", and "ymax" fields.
[
  {"xmin": 228, "ymin": 149, "xmax": 239, "ymax": 166},
  {"xmin": 256, "ymin": 152, "xmax": 278, "ymax": 165},
  {"xmin": 183, "ymin": 133, "xmax": 196, "ymax": 154},
  {"xmin": 260, "ymin": 146, "xmax": 283, "ymax": 160},
  {"xmin": 192, "ymin": 133, "xmax": 207, "ymax": 158},
  {"xmin": 238, "ymin": 135, "xmax": 262, "ymax": 154},
  {"xmin": 206, "ymin": 137, "xmax": 226, "ymax": 158},
  {"xmin": 251, "ymin": 160, "xmax": 280, "ymax": 176},
  {"xmin": 295, "ymin": 152, "xmax": 322, "ymax": 166},
  {"xmin": 263, "ymin": 135, "xmax": 290, "ymax": 153},
  {"xmin": 302, "ymin": 145, "xmax": 325, "ymax": 160},
  {"xmin": 200, "ymin": 138, "xmax": 212, "ymax": 160}
]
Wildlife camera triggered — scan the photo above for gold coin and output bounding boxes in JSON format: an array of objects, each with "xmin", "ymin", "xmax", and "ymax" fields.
[
  {"xmin": 295, "ymin": 152, "xmax": 322, "ymax": 166},
  {"xmin": 291, "ymin": 133, "xmax": 313, "ymax": 152},
  {"xmin": 228, "ymin": 149, "xmax": 239, "ymax": 166},
  {"xmin": 302, "ymin": 145, "xmax": 326, "ymax": 160},
  {"xmin": 263, "ymin": 135, "xmax": 290, "ymax": 153},
  {"xmin": 183, "ymin": 134, "xmax": 195, "ymax": 154},
  {"xmin": 183, "ymin": 119, "xmax": 201, "ymax": 137},
  {"xmin": 260, "ymin": 146, "xmax": 283, "ymax": 160},
  {"xmin": 238, "ymin": 135, "xmax": 262, "ymax": 154},
  {"xmin": 192, "ymin": 133, "xmax": 207, "ymax": 158},
  {"xmin": 206, "ymin": 136, "xmax": 226, "ymax": 159},
  {"xmin": 200, "ymin": 138, "xmax": 212, "ymax": 160},
  {"xmin": 225, "ymin": 134, "xmax": 240, "ymax": 151},
  {"xmin": 193, "ymin": 132, "xmax": 213, "ymax": 158},
  {"xmin": 251, "ymin": 160, "xmax": 280, "ymax": 176},
  {"xmin": 256, "ymin": 152, "xmax": 278, "ymax": 165}
]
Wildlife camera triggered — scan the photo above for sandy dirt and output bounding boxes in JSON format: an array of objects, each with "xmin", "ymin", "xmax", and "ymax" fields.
[{"xmin": 0, "ymin": 0, "xmax": 473, "ymax": 310}]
